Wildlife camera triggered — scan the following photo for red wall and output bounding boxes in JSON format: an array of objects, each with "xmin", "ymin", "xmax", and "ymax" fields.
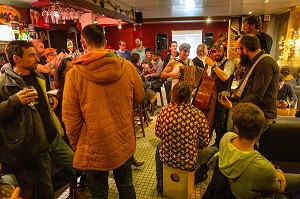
[{"xmin": 105, "ymin": 22, "xmax": 229, "ymax": 54}]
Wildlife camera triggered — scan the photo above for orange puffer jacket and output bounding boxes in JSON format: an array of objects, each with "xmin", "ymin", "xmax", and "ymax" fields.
[{"xmin": 62, "ymin": 49, "xmax": 144, "ymax": 171}]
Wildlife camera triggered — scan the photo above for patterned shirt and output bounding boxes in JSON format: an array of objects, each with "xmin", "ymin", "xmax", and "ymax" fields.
[{"xmin": 155, "ymin": 102, "xmax": 210, "ymax": 171}]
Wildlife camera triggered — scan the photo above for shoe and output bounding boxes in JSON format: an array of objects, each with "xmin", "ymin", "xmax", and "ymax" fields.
[
  {"xmin": 194, "ymin": 173, "xmax": 208, "ymax": 185},
  {"xmin": 157, "ymin": 180, "xmax": 163, "ymax": 192},
  {"xmin": 132, "ymin": 160, "xmax": 145, "ymax": 167}
]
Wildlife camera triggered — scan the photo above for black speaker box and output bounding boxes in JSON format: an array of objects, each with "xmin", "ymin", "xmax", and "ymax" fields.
[
  {"xmin": 204, "ymin": 32, "xmax": 214, "ymax": 49},
  {"xmin": 155, "ymin": 33, "xmax": 168, "ymax": 50},
  {"xmin": 135, "ymin": 12, "xmax": 143, "ymax": 24},
  {"xmin": 204, "ymin": 37, "xmax": 214, "ymax": 49}
]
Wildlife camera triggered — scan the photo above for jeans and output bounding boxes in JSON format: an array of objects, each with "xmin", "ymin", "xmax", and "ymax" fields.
[
  {"xmin": 155, "ymin": 142, "xmax": 163, "ymax": 181},
  {"xmin": 25, "ymin": 149, "xmax": 54, "ymax": 199},
  {"xmin": 165, "ymin": 80, "xmax": 172, "ymax": 103},
  {"xmin": 86, "ymin": 158, "xmax": 136, "ymax": 199},
  {"xmin": 155, "ymin": 141, "xmax": 218, "ymax": 181},
  {"xmin": 49, "ymin": 135, "xmax": 77, "ymax": 191},
  {"xmin": 2, "ymin": 135, "xmax": 75, "ymax": 199}
]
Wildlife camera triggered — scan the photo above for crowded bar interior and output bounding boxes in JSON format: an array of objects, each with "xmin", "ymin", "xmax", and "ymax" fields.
[{"xmin": 0, "ymin": 0, "xmax": 300, "ymax": 198}]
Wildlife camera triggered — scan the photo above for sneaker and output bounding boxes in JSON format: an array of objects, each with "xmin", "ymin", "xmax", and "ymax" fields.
[{"xmin": 132, "ymin": 160, "xmax": 145, "ymax": 167}]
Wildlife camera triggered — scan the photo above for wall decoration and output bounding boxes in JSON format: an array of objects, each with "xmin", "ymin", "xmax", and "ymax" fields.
[{"xmin": 0, "ymin": 5, "xmax": 21, "ymax": 23}]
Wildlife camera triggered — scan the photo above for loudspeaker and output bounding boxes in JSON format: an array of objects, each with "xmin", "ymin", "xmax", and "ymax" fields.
[
  {"xmin": 204, "ymin": 32, "xmax": 214, "ymax": 49},
  {"xmin": 135, "ymin": 12, "xmax": 143, "ymax": 24},
  {"xmin": 155, "ymin": 33, "xmax": 168, "ymax": 50}
]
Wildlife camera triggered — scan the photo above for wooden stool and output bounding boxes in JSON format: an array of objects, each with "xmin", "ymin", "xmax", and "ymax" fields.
[
  {"xmin": 151, "ymin": 86, "xmax": 164, "ymax": 116},
  {"xmin": 133, "ymin": 103, "xmax": 146, "ymax": 137},
  {"xmin": 163, "ymin": 164, "xmax": 195, "ymax": 199}
]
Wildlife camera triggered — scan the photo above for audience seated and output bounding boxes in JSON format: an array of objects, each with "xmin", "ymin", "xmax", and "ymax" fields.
[
  {"xmin": 218, "ymin": 102, "xmax": 300, "ymax": 199},
  {"xmin": 155, "ymin": 82, "xmax": 217, "ymax": 192},
  {"xmin": 280, "ymin": 66, "xmax": 298, "ymax": 88},
  {"xmin": 130, "ymin": 53, "xmax": 157, "ymax": 105},
  {"xmin": 141, "ymin": 47, "xmax": 153, "ymax": 72},
  {"xmin": 144, "ymin": 50, "xmax": 164, "ymax": 89},
  {"xmin": 277, "ymin": 74, "xmax": 297, "ymax": 108}
]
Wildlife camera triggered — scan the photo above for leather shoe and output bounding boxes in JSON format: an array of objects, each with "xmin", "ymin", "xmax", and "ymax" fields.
[
  {"xmin": 157, "ymin": 180, "xmax": 163, "ymax": 192},
  {"xmin": 132, "ymin": 160, "xmax": 144, "ymax": 167},
  {"xmin": 194, "ymin": 173, "xmax": 208, "ymax": 185}
]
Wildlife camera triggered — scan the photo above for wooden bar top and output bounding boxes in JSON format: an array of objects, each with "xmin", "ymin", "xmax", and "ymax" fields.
[{"xmin": 277, "ymin": 108, "xmax": 297, "ymax": 116}]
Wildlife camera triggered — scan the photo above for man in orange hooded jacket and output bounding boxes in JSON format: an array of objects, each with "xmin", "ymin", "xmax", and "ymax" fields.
[{"xmin": 62, "ymin": 24, "xmax": 144, "ymax": 198}]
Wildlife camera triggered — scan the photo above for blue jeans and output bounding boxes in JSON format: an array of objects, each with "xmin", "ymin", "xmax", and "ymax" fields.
[
  {"xmin": 155, "ymin": 141, "xmax": 218, "ymax": 181},
  {"xmin": 86, "ymin": 157, "xmax": 136, "ymax": 199},
  {"xmin": 49, "ymin": 135, "xmax": 77, "ymax": 191}
]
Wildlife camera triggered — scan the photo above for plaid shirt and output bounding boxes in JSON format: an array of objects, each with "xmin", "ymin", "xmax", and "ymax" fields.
[{"xmin": 155, "ymin": 102, "xmax": 210, "ymax": 171}]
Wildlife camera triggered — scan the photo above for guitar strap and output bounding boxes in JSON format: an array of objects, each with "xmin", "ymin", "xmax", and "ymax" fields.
[{"xmin": 235, "ymin": 54, "xmax": 269, "ymax": 98}]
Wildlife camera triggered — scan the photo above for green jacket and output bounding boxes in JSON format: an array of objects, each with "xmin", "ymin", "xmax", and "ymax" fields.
[{"xmin": 219, "ymin": 132, "xmax": 280, "ymax": 199}]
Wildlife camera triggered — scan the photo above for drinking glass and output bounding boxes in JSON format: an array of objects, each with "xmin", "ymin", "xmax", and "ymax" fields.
[
  {"xmin": 23, "ymin": 85, "xmax": 39, "ymax": 107},
  {"xmin": 0, "ymin": 183, "xmax": 15, "ymax": 198},
  {"xmin": 286, "ymin": 97, "xmax": 293, "ymax": 109}
]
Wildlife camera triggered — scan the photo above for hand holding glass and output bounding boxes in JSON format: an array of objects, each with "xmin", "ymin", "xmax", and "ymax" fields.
[{"xmin": 23, "ymin": 85, "xmax": 39, "ymax": 107}]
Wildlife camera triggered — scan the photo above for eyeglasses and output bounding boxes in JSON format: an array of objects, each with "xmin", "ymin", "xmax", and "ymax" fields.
[
  {"xmin": 235, "ymin": 47, "xmax": 244, "ymax": 51},
  {"xmin": 120, "ymin": 44, "xmax": 126, "ymax": 46}
]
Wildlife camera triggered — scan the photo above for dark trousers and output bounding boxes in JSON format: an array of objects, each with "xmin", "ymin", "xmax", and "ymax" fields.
[
  {"xmin": 2, "ymin": 149, "xmax": 53, "ymax": 199},
  {"xmin": 2, "ymin": 136, "xmax": 76, "ymax": 199},
  {"xmin": 86, "ymin": 158, "xmax": 136, "ymax": 199},
  {"xmin": 212, "ymin": 101, "xmax": 228, "ymax": 146},
  {"xmin": 165, "ymin": 80, "xmax": 172, "ymax": 103}
]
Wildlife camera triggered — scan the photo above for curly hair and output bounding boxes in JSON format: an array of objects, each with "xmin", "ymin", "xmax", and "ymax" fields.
[
  {"xmin": 232, "ymin": 102, "xmax": 265, "ymax": 140},
  {"xmin": 5, "ymin": 40, "xmax": 33, "ymax": 67}
]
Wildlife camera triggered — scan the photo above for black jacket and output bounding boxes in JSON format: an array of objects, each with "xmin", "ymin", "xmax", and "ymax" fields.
[
  {"xmin": 241, "ymin": 51, "xmax": 279, "ymax": 119},
  {"xmin": 257, "ymin": 31, "xmax": 273, "ymax": 54},
  {"xmin": 0, "ymin": 66, "xmax": 49, "ymax": 169}
]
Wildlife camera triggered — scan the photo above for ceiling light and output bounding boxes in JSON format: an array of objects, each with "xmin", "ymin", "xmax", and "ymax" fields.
[
  {"xmin": 249, "ymin": 11, "xmax": 252, "ymax": 14},
  {"xmin": 265, "ymin": 0, "xmax": 269, "ymax": 2},
  {"xmin": 117, "ymin": 21, "xmax": 122, "ymax": 29},
  {"xmin": 207, "ymin": 18, "xmax": 211, "ymax": 23}
]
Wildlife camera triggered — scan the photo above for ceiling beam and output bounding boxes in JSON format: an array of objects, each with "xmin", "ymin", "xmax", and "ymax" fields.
[{"xmin": 58, "ymin": 0, "xmax": 135, "ymax": 24}]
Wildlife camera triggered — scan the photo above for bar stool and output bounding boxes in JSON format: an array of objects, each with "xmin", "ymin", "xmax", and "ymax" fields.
[
  {"xmin": 151, "ymin": 85, "xmax": 164, "ymax": 116},
  {"xmin": 133, "ymin": 103, "xmax": 146, "ymax": 137}
]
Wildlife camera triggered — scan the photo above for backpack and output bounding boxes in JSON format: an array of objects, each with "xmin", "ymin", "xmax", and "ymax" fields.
[{"xmin": 202, "ymin": 158, "xmax": 235, "ymax": 199}]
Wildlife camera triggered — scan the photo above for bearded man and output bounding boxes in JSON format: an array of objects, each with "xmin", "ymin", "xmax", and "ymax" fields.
[
  {"xmin": 219, "ymin": 34, "xmax": 279, "ymax": 135},
  {"xmin": 206, "ymin": 45, "xmax": 235, "ymax": 147}
]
